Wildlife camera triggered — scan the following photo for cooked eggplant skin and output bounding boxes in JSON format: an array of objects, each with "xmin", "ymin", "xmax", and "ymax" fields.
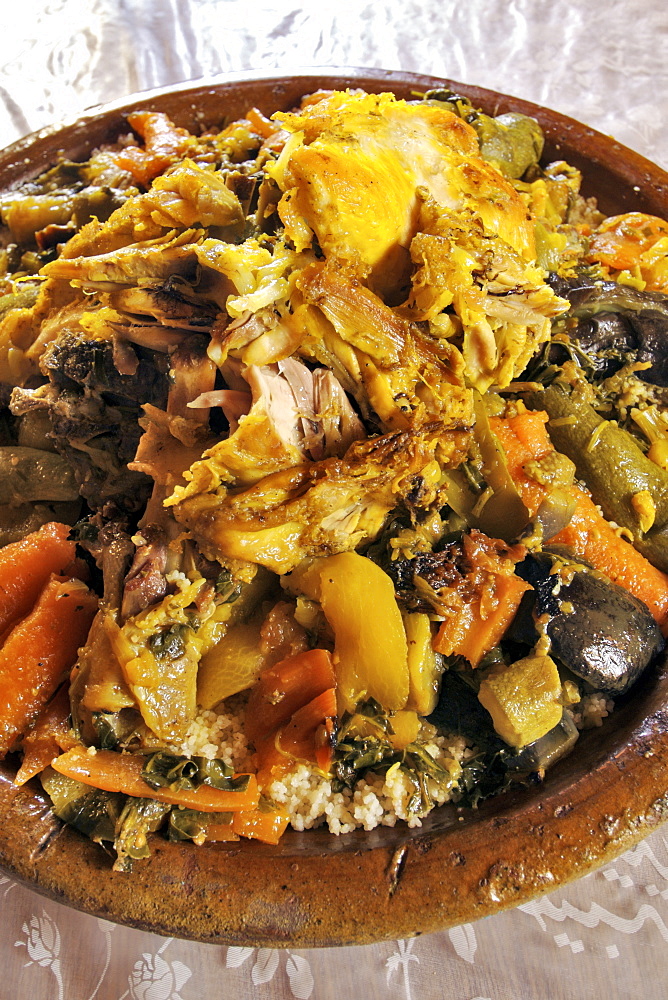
[
  {"xmin": 428, "ymin": 668, "xmax": 504, "ymax": 747},
  {"xmin": 547, "ymin": 276, "xmax": 668, "ymax": 385},
  {"xmin": 512, "ymin": 551, "xmax": 665, "ymax": 694}
]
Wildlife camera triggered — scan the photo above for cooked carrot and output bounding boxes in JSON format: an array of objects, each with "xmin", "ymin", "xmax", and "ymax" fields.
[
  {"xmin": 245, "ymin": 648, "xmax": 336, "ymax": 744},
  {"xmin": 0, "ymin": 576, "xmax": 98, "ymax": 758},
  {"xmin": 201, "ymin": 817, "xmax": 240, "ymax": 842},
  {"xmin": 0, "ymin": 522, "xmax": 83, "ymax": 638},
  {"xmin": 253, "ymin": 737, "xmax": 294, "ymax": 788},
  {"xmin": 586, "ymin": 212, "xmax": 668, "ymax": 291},
  {"xmin": 232, "ymin": 802, "xmax": 291, "ymax": 845},
  {"xmin": 112, "ymin": 112, "xmax": 194, "ymax": 187},
  {"xmin": 489, "ymin": 410, "xmax": 553, "ymax": 517},
  {"xmin": 433, "ymin": 568, "xmax": 531, "ymax": 666},
  {"xmin": 277, "ymin": 688, "xmax": 337, "ymax": 765},
  {"xmin": 51, "ymin": 746, "xmax": 260, "ymax": 812},
  {"xmin": 255, "ymin": 687, "xmax": 338, "ymax": 785},
  {"xmin": 245, "ymin": 107, "xmax": 281, "ymax": 140},
  {"xmin": 550, "ymin": 488, "xmax": 668, "ymax": 625},
  {"xmin": 490, "ymin": 411, "xmax": 668, "ymax": 626},
  {"xmin": 14, "ymin": 684, "xmax": 77, "ymax": 786}
]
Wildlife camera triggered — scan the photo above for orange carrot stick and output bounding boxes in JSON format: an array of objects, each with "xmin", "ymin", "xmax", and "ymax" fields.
[
  {"xmin": 0, "ymin": 575, "xmax": 98, "ymax": 757},
  {"xmin": 589, "ymin": 212, "xmax": 668, "ymax": 268},
  {"xmin": 112, "ymin": 112, "xmax": 194, "ymax": 187},
  {"xmin": 232, "ymin": 802, "xmax": 291, "ymax": 845},
  {"xmin": 277, "ymin": 688, "xmax": 337, "ymax": 764},
  {"xmin": 245, "ymin": 648, "xmax": 336, "ymax": 744},
  {"xmin": 0, "ymin": 522, "xmax": 82, "ymax": 638},
  {"xmin": 51, "ymin": 746, "xmax": 259, "ymax": 812},
  {"xmin": 491, "ymin": 411, "xmax": 668, "ymax": 627},
  {"xmin": 14, "ymin": 684, "xmax": 77, "ymax": 786},
  {"xmin": 433, "ymin": 572, "xmax": 531, "ymax": 666},
  {"xmin": 550, "ymin": 488, "xmax": 668, "ymax": 624}
]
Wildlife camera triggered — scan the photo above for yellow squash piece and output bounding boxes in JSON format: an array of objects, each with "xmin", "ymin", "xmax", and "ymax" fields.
[
  {"xmin": 293, "ymin": 551, "xmax": 409, "ymax": 713},
  {"xmin": 388, "ymin": 709, "xmax": 421, "ymax": 750},
  {"xmin": 477, "ymin": 653, "xmax": 563, "ymax": 748},
  {"xmin": 402, "ymin": 611, "xmax": 442, "ymax": 716},
  {"xmin": 197, "ymin": 616, "xmax": 268, "ymax": 709}
]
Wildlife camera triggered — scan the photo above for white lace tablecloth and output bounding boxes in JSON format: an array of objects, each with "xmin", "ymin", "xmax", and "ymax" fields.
[{"xmin": 2, "ymin": 2, "xmax": 668, "ymax": 998}]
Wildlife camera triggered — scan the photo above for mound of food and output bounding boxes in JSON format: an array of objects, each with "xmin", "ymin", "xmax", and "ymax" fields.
[{"xmin": 1, "ymin": 87, "xmax": 667, "ymax": 870}]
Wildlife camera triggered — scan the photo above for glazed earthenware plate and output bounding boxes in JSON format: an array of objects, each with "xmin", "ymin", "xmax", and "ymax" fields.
[{"xmin": 1, "ymin": 69, "xmax": 668, "ymax": 948}]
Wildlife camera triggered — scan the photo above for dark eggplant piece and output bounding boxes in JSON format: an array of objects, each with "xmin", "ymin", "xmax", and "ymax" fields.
[
  {"xmin": 428, "ymin": 669, "xmax": 503, "ymax": 747},
  {"xmin": 503, "ymin": 711, "xmax": 579, "ymax": 774},
  {"xmin": 512, "ymin": 551, "xmax": 664, "ymax": 694},
  {"xmin": 547, "ymin": 276, "xmax": 668, "ymax": 385}
]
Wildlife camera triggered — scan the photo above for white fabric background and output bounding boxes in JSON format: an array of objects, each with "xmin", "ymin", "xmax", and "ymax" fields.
[{"xmin": 1, "ymin": 2, "xmax": 668, "ymax": 997}]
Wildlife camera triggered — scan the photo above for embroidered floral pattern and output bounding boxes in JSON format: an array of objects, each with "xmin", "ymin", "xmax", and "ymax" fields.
[
  {"xmin": 226, "ymin": 946, "xmax": 315, "ymax": 998},
  {"xmin": 15, "ymin": 911, "xmax": 64, "ymax": 1000}
]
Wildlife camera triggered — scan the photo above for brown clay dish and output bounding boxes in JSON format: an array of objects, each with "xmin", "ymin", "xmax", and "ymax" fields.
[{"xmin": 1, "ymin": 68, "xmax": 668, "ymax": 948}]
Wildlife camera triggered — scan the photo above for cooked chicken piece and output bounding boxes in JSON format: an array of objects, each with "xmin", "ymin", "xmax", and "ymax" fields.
[
  {"xmin": 80, "ymin": 307, "xmax": 192, "ymax": 353},
  {"xmin": 296, "ymin": 261, "xmax": 408, "ymax": 366},
  {"xmin": 404, "ymin": 205, "xmax": 568, "ymax": 391},
  {"xmin": 41, "ymin": 230, "xmax": 202, "ymax": 288},
  {"xmin": 268, "ymin": 91, "xmax": 535, "ymax": 300},
  {"xmin": 167, "ymin": 338, "xmax": 217, "ymax": 425},
  {"xmin": 108, "ymin": 278, "xmax": 219, "ymax": 331},
  {"xmin": 130, "ymin": 338, "xmax": 217, "ymax": 514},
  {"xmin": 187, "ymin": 389, "xmax": 252, "ymax": 433},
  {"xmin": 174, "ymin": 355, "xmax": 364, "ymax": 495},
  {"xmin": 168, "ymin": 423, "xmax": 469, "ymax": 574},
  {"xmin": 295, "ymin": 261, "xmax": 474, "ymax": 430},
  {"xmin": 193, "ymin": 236, "xmax": 311, "ymax": 317},
  {"xmin": 278, "ymin": 357, "xmax": 365, "ymax": 461}
]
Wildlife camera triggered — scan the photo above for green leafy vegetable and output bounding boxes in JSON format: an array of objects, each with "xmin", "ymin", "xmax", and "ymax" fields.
[{"xmin": 113, "ymin": 797, "xmax": 171, "ymax": 871}]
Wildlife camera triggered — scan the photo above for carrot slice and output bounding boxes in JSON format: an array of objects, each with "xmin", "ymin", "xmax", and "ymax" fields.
[
  {"xmin": 112, "ymin": 112, "xmax": 194, "ymax": 187},
  {"xmin": 51, "ymin": 746, "xmax": 259, "ymax": 812},
  {"xmin": 550, "ymin": 488, "xmax": 668, "ymax": 625},
  {"xmin": 254, "ymin": 687, "xmax": 338, "ymax": 789},
  {"xmin": 0, "ymin": 522, "xmax": 82, "ymax": 638},
  {"xmin": 0, "ymin": 575, "xmax": 98, "ymax": 757},
  {"xmin": 586, "ymin": 212, "xmax": 668, "ymax": 289},
  {"xmin": 433, "ymin": 571, "xmax": 531, "ymax": 666},
  {"xmin": 201, "ymin": 817, "xmax": 240, "ymax": 842},
  {"xmin": 491, "ymin": 411, "xmax": 668, "ymax": 627},
  {"xmin": 14, "ymin": 684, "xmax": 77, "ymax": 786},
  {"xmin": 489, "ymin": 411, "xmax": 553, "ymax": 517},
  {"xmin": 232, "ymin": 802, "xmax": 291, "ymax": 845},
  {"xmin": 245, "ymin": 648, "xmax": 336, "ymax": 743},
  {"xmin": 276, "ymin": 688, "xmax": 337, "ymax": 766},
  {"xmin": 245, "ymin": 107, "xmax": 281, "ymax": 140}
]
